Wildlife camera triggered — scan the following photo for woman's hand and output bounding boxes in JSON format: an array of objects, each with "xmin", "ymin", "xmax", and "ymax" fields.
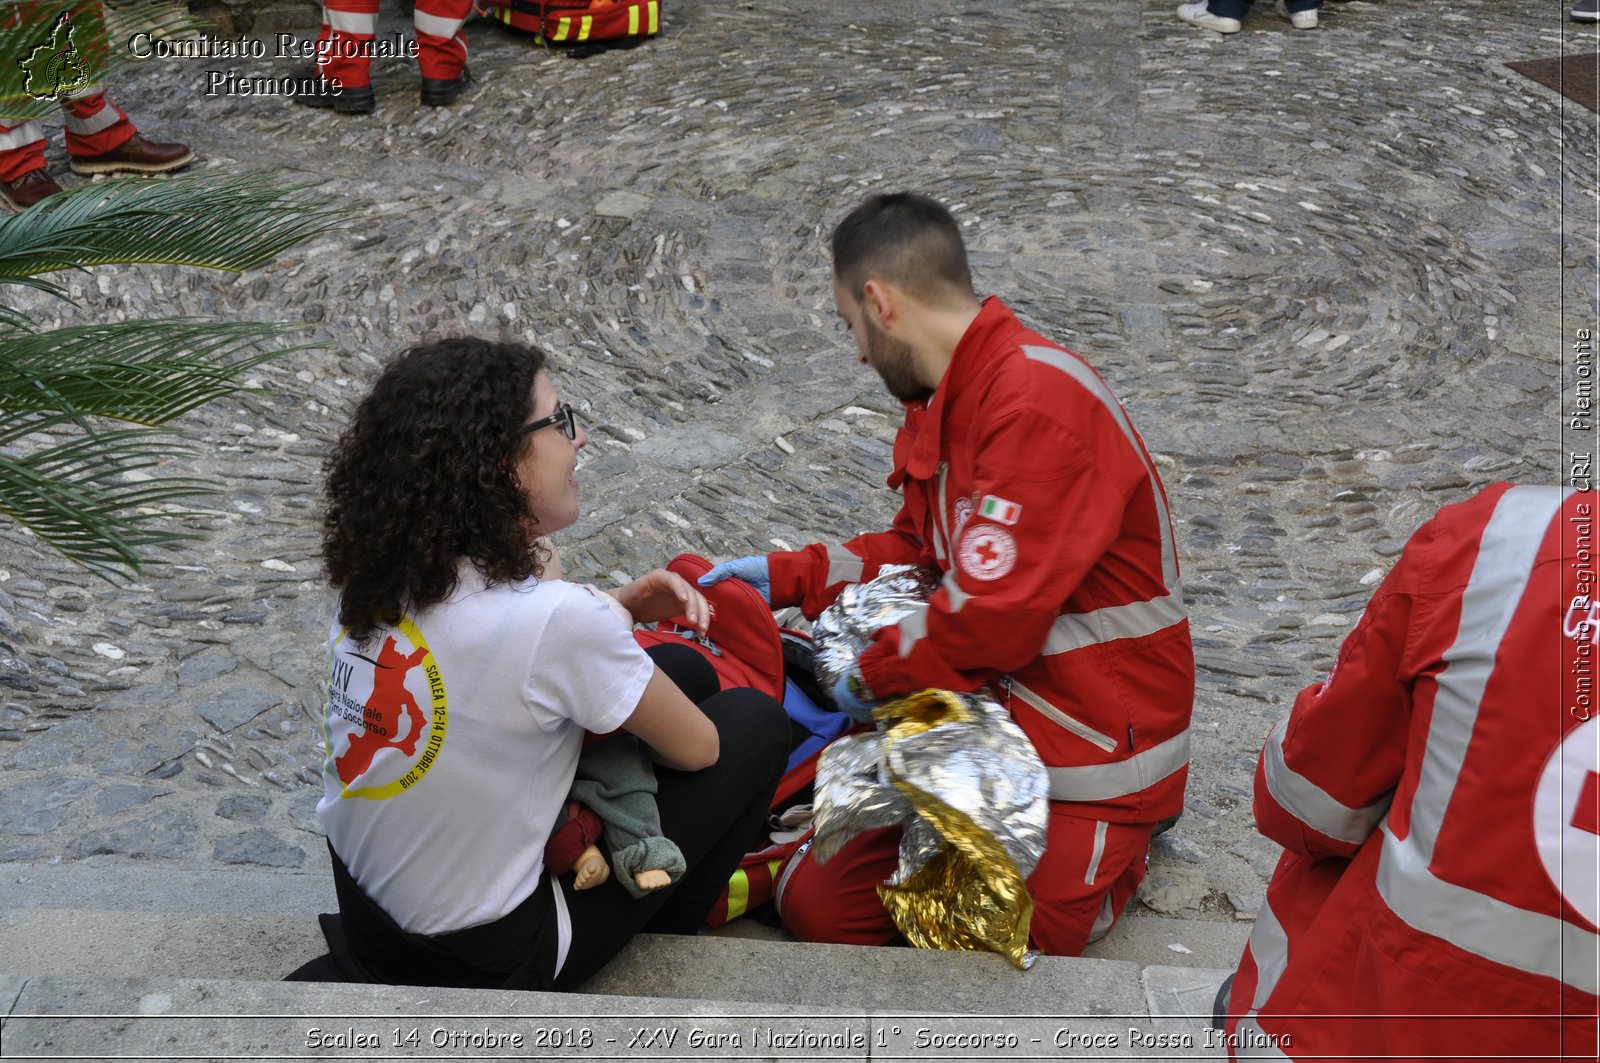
[{"xmin": 610, "ymin": 569, "xmax": 712, "ymax": 635}]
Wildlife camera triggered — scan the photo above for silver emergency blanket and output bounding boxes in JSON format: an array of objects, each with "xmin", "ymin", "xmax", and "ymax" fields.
[
  {"xmin": 813, "ymin": 690, "xmax": 1050, "ymax": 968},
  {"xmin": 811, "ymin": 563, "xmax": 940, "ymax": 695}
]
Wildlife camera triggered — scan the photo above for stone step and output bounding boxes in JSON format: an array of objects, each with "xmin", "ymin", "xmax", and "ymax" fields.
[
  {"xmin": 2, "ymin": 967, "xmax": 1238, "ymax": 1060},
  {"xmin": 1, "ymin": 859, "xmax": 1239, "ymax": 1046}
]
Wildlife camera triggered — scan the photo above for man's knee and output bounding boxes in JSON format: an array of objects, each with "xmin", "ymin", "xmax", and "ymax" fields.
[{"xmin": 778, "ymin": 828, "xmax": 902, "ymax": 946}]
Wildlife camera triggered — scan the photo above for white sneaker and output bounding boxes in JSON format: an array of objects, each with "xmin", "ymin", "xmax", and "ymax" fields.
[
  {"xmin": 1275, "ymin": 0, "xmax": 1319, "ymax": 28},
  {"xmin": 1177, "ymin": 3, "xmax": 1242, "ymax": 33}
]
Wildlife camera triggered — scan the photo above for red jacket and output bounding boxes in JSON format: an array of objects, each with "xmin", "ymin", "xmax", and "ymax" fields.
[
  {"xmin": 1226, "ymin": 483, "xmax": 1599, "ymax": 1061},
  {"xmin": 769, "ymin": 298, "xmax": 1194, "ymax": 823}
]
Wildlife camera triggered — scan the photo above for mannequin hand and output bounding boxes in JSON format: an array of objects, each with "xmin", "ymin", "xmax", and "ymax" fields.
[
  {"xmin": 572, "ymin": 845, "xmax": 611, "ymax": 890},
  {"xmin": 830, "ymin": 668, "xmax": 876, "ymax": 723},
  {"xmin": 697, "ymin": 556, "xmax": 770, "ymax": 604},
  {"xmin": 612, "ymin": 569, "xmax": 712, "ymax": 634},
  {"xmin": 633, "ymin": 868, "xmax": 672, "ymax": 891}
]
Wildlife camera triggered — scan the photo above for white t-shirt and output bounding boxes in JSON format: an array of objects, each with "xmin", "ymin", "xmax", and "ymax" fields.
[{"xmin": 317, "ymin": 569, "xmax": 651, "ymax": 936}]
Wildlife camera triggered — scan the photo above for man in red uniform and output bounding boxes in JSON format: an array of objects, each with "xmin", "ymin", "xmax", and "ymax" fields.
[
  {"xmin": 700, "ymin": 192, "xmax": 1195, "ymax": 955},
  {"xmin": 1220, "ymin": 483, "xmax": 1598, "ymax": 1060},
  {"xmin": 295, "ymin": 0, "xmax": 474, "ymax": 114},
  {"xmin": 2, "ymin": 6, "xmax": 193, "ymax": 211}
]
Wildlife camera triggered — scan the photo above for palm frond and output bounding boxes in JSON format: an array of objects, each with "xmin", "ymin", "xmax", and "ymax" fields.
[
  {"xmin": 0, "ymin": 425, "xmax": 218, "ymax": 577},
  {"xmin": 0, "ymin": 319, "xmax": 294, "ymax": 425},
  {"xmin": 0, "ymin": 1, "xmax": 212, "ymax": 122},
  {"xmin": 0, "ymin": 173, "xmax": 349, "ymax": 278}
]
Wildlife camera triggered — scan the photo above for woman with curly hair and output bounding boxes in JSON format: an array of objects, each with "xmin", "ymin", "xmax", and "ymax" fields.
[{"xmin": 299, "ymin": 337, "xmax": 789, "ymax": 990}]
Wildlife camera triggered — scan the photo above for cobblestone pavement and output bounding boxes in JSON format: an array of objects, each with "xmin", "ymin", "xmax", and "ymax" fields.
[{"xmin": 1, "ymin": 0, "xmax": 1593, "ymax": 933}]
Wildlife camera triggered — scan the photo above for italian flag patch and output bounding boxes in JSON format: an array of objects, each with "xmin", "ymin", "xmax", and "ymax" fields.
[{"xmin": 978, "ymin": 495, "xmax": 1021, "ymax": 525}]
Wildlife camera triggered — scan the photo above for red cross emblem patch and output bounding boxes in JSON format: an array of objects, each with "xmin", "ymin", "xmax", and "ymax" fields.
[
  {"xmin": 1535, "ymin": 716, "xmax": 1599, "ymax": 928},
  {"xmin": 957, "ymin": 524, "xmax": 1017, "ymax": 582}
]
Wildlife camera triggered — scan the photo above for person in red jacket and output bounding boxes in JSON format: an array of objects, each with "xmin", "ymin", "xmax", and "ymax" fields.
[
  {"xmin": 700, "ymin": 191, "xmax": 1195, "ymax": 955},
  {"xmin": 1219, "ymin": 483, "xmax": 1598, "ymax": 1060}
]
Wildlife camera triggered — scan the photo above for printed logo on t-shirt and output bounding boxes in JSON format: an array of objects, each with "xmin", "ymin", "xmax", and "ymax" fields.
[
  {"xmin": 1534, "ymin": 716, "xmax": 1599, "ymax": 929},
  {"xmin": 324, "ymin": 618, "xmax": 448, "ymax": 800}
]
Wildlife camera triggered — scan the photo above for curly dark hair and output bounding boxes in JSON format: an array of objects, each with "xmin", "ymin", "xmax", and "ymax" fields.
[{"xmin": 322, "ymin": 338, "xmax": 554, "ymax": 639}]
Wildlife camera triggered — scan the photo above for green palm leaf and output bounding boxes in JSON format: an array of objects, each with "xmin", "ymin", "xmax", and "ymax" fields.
[
  {"xmin": 0, "ymin": 425, "xmax": 219, "ymax": 577},
  {"xmin": 0, "ymin": 173, "xmax": 348, "ymax": 278},
  {"xmin": 0, "ymin": 320, "xmax": 294, "ymax": 425}
]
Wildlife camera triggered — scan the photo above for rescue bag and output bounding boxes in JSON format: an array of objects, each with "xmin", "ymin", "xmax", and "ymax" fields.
[
  {"xmin": 632, "ymin": 554, "xmax": 858, "ymax": 927},
  {"xmin": 475, "ymin": 0, "xmax": 661, "ymax": 51},
  {"xmin": 633, "ymin": 553, "xmax": 854, "ymax": 811}
]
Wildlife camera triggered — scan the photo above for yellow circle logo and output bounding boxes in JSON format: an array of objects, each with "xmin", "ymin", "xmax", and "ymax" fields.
[{"xmin": 323, "ymin": 618, "xmax": 448, "ymax": 801}]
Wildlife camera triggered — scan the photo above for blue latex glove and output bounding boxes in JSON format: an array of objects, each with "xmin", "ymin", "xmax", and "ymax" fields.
[
  {"xmin": 698, "ymin": 555, "xmax": 771, "ymax": 604},
  {"xmin": 830, "ymin": 668, "xmax": 876, "ymax": 723}
]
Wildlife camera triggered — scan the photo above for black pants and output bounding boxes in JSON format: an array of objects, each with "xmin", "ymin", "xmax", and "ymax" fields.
[{"xmin": 294, "ymin": 642, "xmax": 789, "ymax": 991}]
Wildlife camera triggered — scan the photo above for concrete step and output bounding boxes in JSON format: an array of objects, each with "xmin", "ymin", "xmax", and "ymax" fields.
[
  {"xmin": 1, "ymin": 860, "xmax": 1240, "ymax": 1056},
  {"xmin": 2, "ymin": 968, "xmax": 1238, "ymax": 1060}
]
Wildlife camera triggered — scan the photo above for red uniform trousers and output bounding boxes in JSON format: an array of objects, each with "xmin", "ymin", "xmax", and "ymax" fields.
[
  {"xmin": 778, "ymin": 808, "xmax": 1150, "ymax": 956},
  {"xmin": 0, "ymin": 89, "xmax": 135, "ymax": 182},
  {"xmin": 314, "ymin": 0, "xmax": 473, "ymax": 89}
]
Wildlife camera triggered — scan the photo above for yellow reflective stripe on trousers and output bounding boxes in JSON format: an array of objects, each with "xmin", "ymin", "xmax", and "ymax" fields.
[
  {"xmin": 628, "ymin": 4, "xmax": 640, "ymax": 34},
  {"xmin": 1262, "ymin": 714, "xmax": 1391, "ymax": 845},
  {"xmin": 1375, "ymin": 485, "xmax": 1595, "ymax": 992},
  {"xmin": 725, "ymin": 869, "xmax": 750, "ymax": 921},
  {"xmin": 553, "ymin": 16, "xmax": 570, "ymax": 40},
  {"xmin": 648, "ymin": 0, "xmax": 659, "ymax": 33}
]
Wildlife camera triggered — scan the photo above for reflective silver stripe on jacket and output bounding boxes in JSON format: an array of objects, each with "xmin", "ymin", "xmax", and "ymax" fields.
[
  {"xmin": 896, "ymin": 603, "xmax": 929, "ymax": 659},
  {"xmin": 941, "ymin": 570, "xmax": 971, "ymax": 613},
  {"xmin": 1044, "ymin": 729, "xmax": 1189, "ymax": 802},
  {"xmin": 1233, "ymin": 892, "xmax": 1297, "ymax": 1057},
  {"xmin": 1262, "ymin": 715, "xmax": 1392, "ymax": 845},
  {"xmin": 933, "ymin": 462, "xmax": 951, "ymax": 563},
  {"xmin": 1021, "ymin": 346, "xmax": 1185, "ymax": 653},
  {"xmin": 1374, "ymin": 485, "xmax": 1595, "ymax": 994},
  {"xmin": 825, "ymin": 544, "xmax": 864, "ymax": 586},
  {"xmin": 1042, "ymin": 591, "xmax": 1188, "ymax": 655}
]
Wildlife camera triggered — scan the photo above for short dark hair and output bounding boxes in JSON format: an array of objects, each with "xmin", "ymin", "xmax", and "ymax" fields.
[
  {"xmin": 321, "ymin": 338, "xmax": 553, "ymax": 639},
  {"xmin": 831, "ymin": 192, "xmax": 973, "ymax": 304}
]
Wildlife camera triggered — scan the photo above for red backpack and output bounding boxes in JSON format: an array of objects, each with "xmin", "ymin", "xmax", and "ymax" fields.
[
  {"xmin": 476, "ymin": 0, "xmax": 661, "ymax": 49},
  {"xmin": 634, "ymin": 554, "xmax": 853, "ymax": 811}
]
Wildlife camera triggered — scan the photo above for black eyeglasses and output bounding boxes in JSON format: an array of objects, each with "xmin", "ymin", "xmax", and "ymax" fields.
[{"xmin": 518, "ymin": 402, "xmax": 579, "ymax": 441}]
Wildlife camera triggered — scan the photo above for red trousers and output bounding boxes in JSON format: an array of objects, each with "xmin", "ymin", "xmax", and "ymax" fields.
[
  {"xmin": 314, "ymin": 0, "xmax": 474, "ymax": 88},
  {"xmin": 778, "ymin": 808, "xmax": 1150, "ymax": 956},
  {"xmin": 0, "ymin": 89, "xmax": 134, "ymax": 181}
]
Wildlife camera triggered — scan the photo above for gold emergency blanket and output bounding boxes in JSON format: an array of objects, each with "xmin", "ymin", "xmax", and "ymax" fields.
[{"xmin": 812, "ymin": 689, "xmax": 1050, "ymax": 970}]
